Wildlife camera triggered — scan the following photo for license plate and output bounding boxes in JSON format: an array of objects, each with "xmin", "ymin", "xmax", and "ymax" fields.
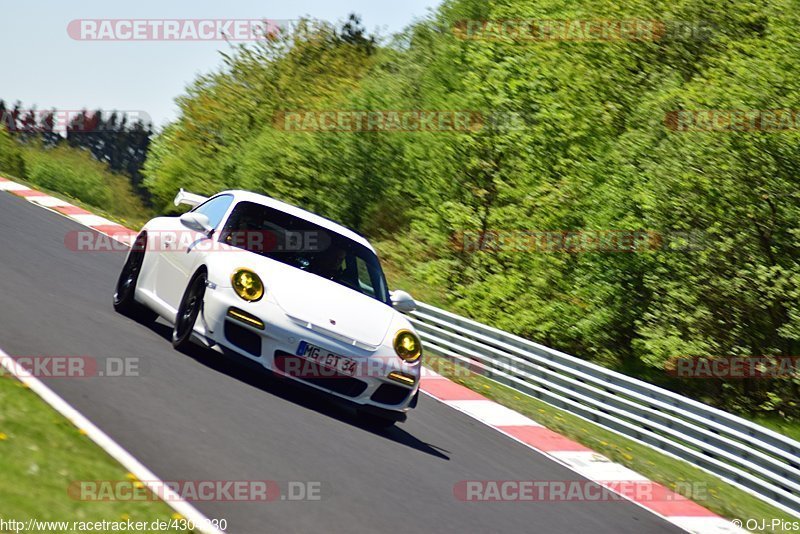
[{"xmin": 296, "ymin": 341, "xmax": 357, "ymax": 376}]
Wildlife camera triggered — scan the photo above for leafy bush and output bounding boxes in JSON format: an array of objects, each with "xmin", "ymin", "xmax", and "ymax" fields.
[
  {"xmin": 0, "ymin": 128, "xmax": 26, "ymax": 178},
  {"xmin": 23, "ymin": 143, "xmax": 112, "ymax": 206}
]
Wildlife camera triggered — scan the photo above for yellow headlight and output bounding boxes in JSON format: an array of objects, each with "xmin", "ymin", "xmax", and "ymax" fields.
[
  {"xmin": 231, "ymin": 268, "xmax": 264, "ymax": 302},
  {"xmin": 393, "ymin": 330, "xmax": 422, "ymax": 363}
]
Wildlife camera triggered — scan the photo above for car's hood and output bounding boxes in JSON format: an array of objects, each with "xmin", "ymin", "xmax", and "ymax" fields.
[{"xmin": 243, "ymin": 254, "xmax": 395, "ymax": 348}]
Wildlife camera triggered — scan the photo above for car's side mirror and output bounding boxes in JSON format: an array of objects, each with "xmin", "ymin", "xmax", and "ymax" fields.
[
  {"xmin": 180, "ymin": 212, "xmax": 214, "ymax": 236},
  {"xmin": 390, "ymin": 290, "xmax": 417, "ymax": 313}
]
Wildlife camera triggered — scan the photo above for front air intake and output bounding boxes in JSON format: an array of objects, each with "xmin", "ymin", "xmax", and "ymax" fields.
[{"xmin": 224, "ymin": 321, "xmax": 262, "ymax": 357}]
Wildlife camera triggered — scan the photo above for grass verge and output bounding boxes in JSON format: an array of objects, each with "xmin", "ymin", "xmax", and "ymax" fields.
[
  {"xmin": 10, "ymin": 174, "xmax": 155, "ymax": 230},
  {"xmin": 1, "ymin": 141, "xmax": 154, "ymax": 229},
  {"xmin": 4, "ymin": 170, "xmax": 153, "ymax": 231},
  {"xmin": 750, "ymin": 416, "xmax": 800, "ymax": 443},
  {"xmin": 0, "ymin": 374, "xmax": 188, "ymax": 533}
]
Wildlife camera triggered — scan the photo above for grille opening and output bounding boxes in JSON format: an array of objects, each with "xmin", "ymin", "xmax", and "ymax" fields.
[
  {"xmin": 371, "ymin": 384, "xmax": 412, "ymax": 405},
  {"xmin": 225, "ymin": 320, "xmax": 262, "ymax": 357}
]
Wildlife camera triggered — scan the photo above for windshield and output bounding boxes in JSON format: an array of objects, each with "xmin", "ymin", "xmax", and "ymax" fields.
[{"xmin": 219, "ymin": 201, "xmax": 390, "ymax": 304}]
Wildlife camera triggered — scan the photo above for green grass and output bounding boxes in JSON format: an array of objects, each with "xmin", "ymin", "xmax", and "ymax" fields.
[
  {"xmin": 12, "ymin": 170, "xmax": 153, "ymax": 230},
  {"xmin": 425, "ymin": 355, "xmax": 799, "ymax": 532},
  {"xmin": 0, "ymin": 143, "xmax": 154, "ymax": 230},
  {"xmin": 0, "ymin": 375, "xmax": 187, "ymax": 532},
  {"xmin": 750, "ymin": 416, "xmax": 800, "ymax": 443}
]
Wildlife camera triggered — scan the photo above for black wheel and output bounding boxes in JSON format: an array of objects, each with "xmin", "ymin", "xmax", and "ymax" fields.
[
  {"xmin": 113, "ymin": 234, "xmax": 157, "ymax": 322},
  {"xmin": 356, "ymin": 410, "xmax": 396, "ymax": 429},
  {"xmin": 172, "ymin": 271, "xmax": 207, "ymax": 351}
]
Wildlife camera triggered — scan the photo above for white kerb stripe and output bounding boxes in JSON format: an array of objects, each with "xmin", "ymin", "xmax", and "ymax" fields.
[
  {"xmin": 548, "ymin": 450, "xmax": 650, "ymax": 482},
  {"xmin": 669, "ymin": 516, "xmax": 747, "ymax": 533},
  {"xmin": 0, "ymin": 181, "xmax": 30, "ymax": 191},
  {"xmin": 446, "ymin": 399, "xmax": 543, "ymax": 427},
  {"xmin": 70, "ymin": 214, "xmax": 117, "ymax": 227},
  {"xmin": 28, "ymin": 195, "xmax": 72, "ymax": 207},
  {"xmin": 0, "ymin": 349, "xmax": 224, "ymax": 534}
]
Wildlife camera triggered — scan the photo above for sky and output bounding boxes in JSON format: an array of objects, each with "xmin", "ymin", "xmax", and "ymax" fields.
[{"xmin": 2, "ymin": 0, "xmax": 441, "ymax": 130}]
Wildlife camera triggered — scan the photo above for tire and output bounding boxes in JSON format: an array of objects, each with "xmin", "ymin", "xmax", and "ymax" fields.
[
  {"xmin": 356, "ymin": 410, "xmax": 397, "ymax": 429},
  {"xmin": 172, "ymin": 270, "xmax": 207, "ymax": 351},
  {"xmin": 113, "ymin": 234, "xmax": 157, "ymax": 323}
]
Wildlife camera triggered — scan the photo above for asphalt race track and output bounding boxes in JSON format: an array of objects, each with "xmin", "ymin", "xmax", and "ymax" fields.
[{"xmin": 0, "ymin": 192, "xmax": 682, "ymax": 533}]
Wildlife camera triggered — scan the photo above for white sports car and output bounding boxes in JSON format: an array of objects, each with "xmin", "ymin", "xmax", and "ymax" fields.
[{"xmin": 113, "ymin": 189, "xmax": 421, "ymax": 427}]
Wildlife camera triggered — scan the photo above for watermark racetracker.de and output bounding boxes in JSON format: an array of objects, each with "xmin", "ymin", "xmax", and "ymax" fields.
[
  {"xmin": 454, "ymin": 480, "xmax": 708, "ymax": 502},
  {"xmin": 69, "ymin": 478, "xmax": 323, "ymax": 502},
  {"xmin": 452, "ymin": 19, "xmax": 714, "ymax": 42},
  {"xmin": 67, "ymin": 19, "xmax": 293, "ymax": 41},
  {"xmin": 451, "ymin": 229, "xmax": 708, "ymax": 253},
  {"xmin": 0, "ymin": 355, "xmax": 142, "ymax": 378},
  {"xmin": 65, "ymin": 229, "xmax": 325, "ymax": 253},
  {"xmin": 272, "ymin": 110, "xmax": 528, "ymax": 133},
  {"xmin": 665, "ymin": 109, "xmax": 800, "ymax": 132},
  {"xmin": 0, "ymin": 517, "xmax": 227, "ymax": 533},
  {"xmin": 666, "ymin": 356, "xmax": 800, "ymax": 379},
  {"xmin": 0, "ymin": 109, "xmax": 151, "ymax": 133}
]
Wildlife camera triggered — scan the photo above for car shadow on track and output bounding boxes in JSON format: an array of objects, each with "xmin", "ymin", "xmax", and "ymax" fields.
[{"xmin": 145, "ymin": 320, "xmax": 451, "ymax": 461}]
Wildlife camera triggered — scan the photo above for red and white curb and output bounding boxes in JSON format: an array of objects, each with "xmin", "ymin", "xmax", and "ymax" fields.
[
  {"xmin": 420, "ymin": 370, "xmax": 744, "ymax": 533},
  {"xmin": 1, "ymin": 176, "xmax": 745, "ymax": 534},
  {"xmin": 0, "ymin": 177, "xmax": 139, "ymax": 246}
]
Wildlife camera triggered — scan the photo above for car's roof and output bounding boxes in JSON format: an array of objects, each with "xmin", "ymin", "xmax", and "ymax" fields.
[{"xmin": 219, "ymin": 190, "xmax": 376, "ymax": 253}]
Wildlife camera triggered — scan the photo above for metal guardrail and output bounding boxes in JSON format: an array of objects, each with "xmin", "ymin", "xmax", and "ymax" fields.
[{"xmin": 408, "ymin": 301, "xmax": 800, "ymax": 517}]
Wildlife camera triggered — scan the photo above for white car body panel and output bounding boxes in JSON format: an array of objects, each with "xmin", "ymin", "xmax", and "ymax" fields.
[{"xmin": 125, "ymin": 190, "xmax": 420, "ymax": 418}]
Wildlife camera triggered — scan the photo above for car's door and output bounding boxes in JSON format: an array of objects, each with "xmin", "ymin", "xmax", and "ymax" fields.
[{"xmin": 157, "ymin": 194, "xmax": 235, "ymax": 309}]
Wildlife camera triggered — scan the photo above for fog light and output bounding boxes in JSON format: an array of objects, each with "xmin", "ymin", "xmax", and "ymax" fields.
[
  {"xmin": 227, "ymin": 307, "xmax": 265, "ymax": 330},
  {"xmin": 387, "ymin": 371, "xmax": 416, "ymax": 386}
]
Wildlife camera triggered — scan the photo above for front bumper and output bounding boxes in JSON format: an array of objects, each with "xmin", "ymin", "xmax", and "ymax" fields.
[{"xmin": 198, "ymin": 286, "xmax": 420, "ymax": 415}]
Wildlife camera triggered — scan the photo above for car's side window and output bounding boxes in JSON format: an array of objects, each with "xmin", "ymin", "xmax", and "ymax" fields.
[
  {"xmin": 355, "ymin": 257, "xmax": 377, "ymax": 297},
  {"xmin": 192, "ymin": 194, "xmax": 234, "ymax": 229}
]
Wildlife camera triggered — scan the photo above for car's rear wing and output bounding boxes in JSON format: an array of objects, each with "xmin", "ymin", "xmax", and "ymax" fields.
[{"xmin": 173, "ymin": 188, "xmax": 209, "ymax": 208}]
